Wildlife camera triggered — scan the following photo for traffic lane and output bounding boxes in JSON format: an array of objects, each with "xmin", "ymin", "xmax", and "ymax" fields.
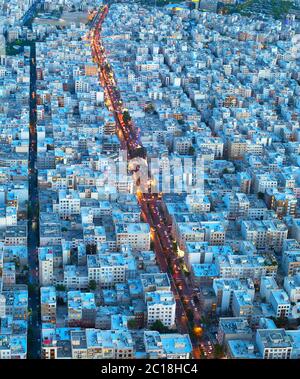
[{"xmin": 92, "ymin": 8, "xmax": 200, "ymax": 356}]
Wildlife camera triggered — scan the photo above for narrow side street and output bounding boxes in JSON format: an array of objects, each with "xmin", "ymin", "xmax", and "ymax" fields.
[{"xmin": 27, "ymin": 42, "xmax": 41, "ymax": 359}]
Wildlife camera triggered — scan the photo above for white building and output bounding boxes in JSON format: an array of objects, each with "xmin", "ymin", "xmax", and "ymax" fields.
[
  {"xmin": 260, "ymin": 276, "xmax": 279, "ymax": 302},
  {"xmin": 269, "ymin": 290, "xmax": 291, "ymax": 318},
  {"xmin": 284, "ymin": 273, "xmax": 300, "ymax": 303},
  {"xmin": 39, "ymin": 247, "xmax": 54, "ymax": 286},
  {"xmin": 146, "ymin": 291, "xmax": 176, "ymax": 328},
  {"xmin": 115, "ymin": 223, "xmax": 150, "ymax": 251},
  {"xmin": 256, "ymin": 329, "xmax": 293, "ymax": 359}
]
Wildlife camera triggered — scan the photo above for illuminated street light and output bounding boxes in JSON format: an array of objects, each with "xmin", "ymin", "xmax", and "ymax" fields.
[{"xmin": 193, "ymin": 326, "xmax": 203, "ymax": 337}]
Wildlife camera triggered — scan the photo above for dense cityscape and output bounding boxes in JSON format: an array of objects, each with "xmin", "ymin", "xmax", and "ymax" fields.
[{"xmin": 0, "ymin": 0, "xmax": 300, "ymax": 362}]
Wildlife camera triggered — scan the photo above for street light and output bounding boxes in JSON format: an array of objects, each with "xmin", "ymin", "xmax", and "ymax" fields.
[{"xmin": 193, "ymin": 326, "xmax": 203, "ymax": 337}]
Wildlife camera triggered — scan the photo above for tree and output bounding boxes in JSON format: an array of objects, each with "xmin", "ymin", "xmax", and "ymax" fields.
[
  {"xmin": 28, "ymin": 283, "xmax": 37, "ymax": 294},
  {"xmin": 13, "ymin": 257, "xmax": 20, "ymax": 269},
  {"xmin": 130, "ymin": 146, "xmax": 147, "ymax": 159},
  {"xmin": 86, "ymin": 244, "xmax": 97, "ymax": 255},
  {"xmin": 257, "ymin": 192, "xmax": 265, "ymax": 200},
  {"xmin": 201, "ymin": 316, "xmax": 208, "ymax": 325},
  {"xmin": 173, "ymin": 240, "xmax": 178, "ymax": 252},
  {"xmin": 57, "ymin": 297, "xmax": 65, "ymax": 305},
  {"xmin": 55, "ymin": 284, "xmax": 66, "ymax": 292},
  {"xmin": 88, "ymin": 280, "xmax": 97, "ymax": 291},
  {"xmin": 22, "ymin": 265, "xmax": 29, "ymax": 272},
  {"xmin": 200, "ymin": 349, "xmax": 206, "ymax": 359},
  {"xmin": 213, "ymin": 343, "xmax": 224, "ymax": 359},
  {"xmin": 123, "ymin": 110, "xmax": 131, "ymax": 124},
  {"xmin": 34, "ymin": 203, "xmax": 39, "ymax": 217},
  {"xmin": 186, "ymin": 309, "xmax": 194, "ymax": 323},
  {"xmin": 145, "ymin": 103, "xmax": 155, "ymax": 113},
  {"xmin": 272, "ymin": 316, "xmax": 289, "ymax": 328},
  {"xmin": 27, "ymin": 204, "xmax": 32, "ymax": 218},
  {"xmin": 184, "ymin": 270, "xmax": 191, "ymax": 278},
  {"xmin": 150, "ymin": 320, "xmax": 169, "ymax": 333},
  {"xmin": 127, "ymin": 319, "xmax": 138, "ymax": 330},
  {"xmin": 28, "ymin": 326, "xmax": 34, "ymax": 339},
  {"xmin": 188, "ymin": 146, "xmax": 195, "ymax": 156}
]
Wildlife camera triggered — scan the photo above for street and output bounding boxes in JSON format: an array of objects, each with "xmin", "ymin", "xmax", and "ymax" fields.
[
  {"xmin": 27, "ymin": 41, "xmax": 41, "ymax": 359},
  {"xmin": 90, "ymin": 4, "xmax": 204, "ymax": 358}
]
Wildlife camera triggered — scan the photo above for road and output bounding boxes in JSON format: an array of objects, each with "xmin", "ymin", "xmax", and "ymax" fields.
[
  {"xmin": 90, "ymin": 4, "xmax": 203, "ymax": 358},
  {"xmin": 21, "ymin": 0, "xmax": 44, "ymax": 26},
  {"xmin": 27, "ymin": 41, "xmax": 41, "ymax": 359}
]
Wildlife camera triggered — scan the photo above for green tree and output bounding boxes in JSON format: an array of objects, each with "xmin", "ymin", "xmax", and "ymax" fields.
[
  {"xmin": 213, "ymin": 343, "xmax": 224, "ymax": 359},
  {"xmin": 150, "ymin": 320, "xmax": 169, "ymax": 333},
  {"xmin": 184, "ymin": 270, "xmax": 191, "ymax": 278},
  {"xmin": 200, "ymin": 348, "xmax": 206, "ymax": 359},
  {"xmin": 173, "ymin": 240, "xmax": 178, "ymax": 252},
  {"xmin": 13, "ymin": 257, "xmax": 20, "ymax": 269},
  {"xmin": 86, "ymin": 244, "xmax": 97, "ymax": 255},
  {"xmin": 188, "ymin": 146, "xmax": 195, "ymax": 156},
  {"xmin": 57, "ymin": 297, "xmax": 65, "ymax": 306},
  {"xmin": 88, "ymin": 280, "xmax": 97, "ymax": 291},
  {"xmin": 27, "ymin": 204, "xmax": 32, "ymax": 217},
  {"xmin": 123, "ymin": 110, "xmax": 131, "ymax": 124},
  {"xmin": 145, "ymin": 103, "xmax": 155, "ymax": 113},
  {"xmin": 28, "ymin": 283, "xmax": 37, "ymax": 294},
  {"xmin": 257, "ymin": 192, "xmax": 265, "ymax": 200},
  {"xmin": 127, "ymin": 319, "xmax": 138, "ymax": 330},
  {"xmin": 55, "ymin": 284, "xmax": 66, "ymax": 292},
  {"xmin": 186, "ymin": 309, "xmax": 194, "ymax": 323},
  {"xmin": 28, "ymin": 326, "xmax": 34, "ymax": 339},
  {"xmin": 22, "ymin": 265, "xmax": 29, "ymax": 272}
]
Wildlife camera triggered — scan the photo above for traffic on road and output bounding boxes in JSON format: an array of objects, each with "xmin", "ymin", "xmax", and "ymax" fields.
[{"xmin": 89, "ymin": 4, "xmax": 212, "ymax": 359}]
